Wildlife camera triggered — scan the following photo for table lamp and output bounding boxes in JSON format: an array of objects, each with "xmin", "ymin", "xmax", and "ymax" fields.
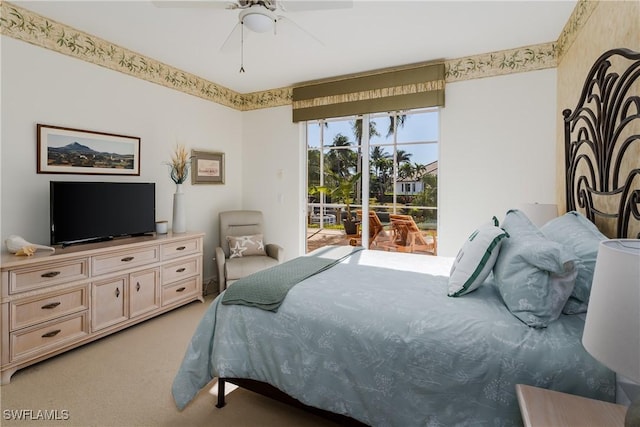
[{"xmin": 582, "ymin": 239, "xmax": 640, "ymax": 426}]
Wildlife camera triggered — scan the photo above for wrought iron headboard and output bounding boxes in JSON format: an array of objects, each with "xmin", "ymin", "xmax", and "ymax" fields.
[{"xmin": 563, "ymin": 48, "xmax": 640, "ymax": 238}]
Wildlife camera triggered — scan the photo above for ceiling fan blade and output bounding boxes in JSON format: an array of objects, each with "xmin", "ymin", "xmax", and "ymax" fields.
[
  {"xmin": 277, "ymin": 0, "xmax": 352, "ymax": 12},
  {"xmin": 220, "ymin": 22, "xmax": 243, "ymax": 53},
  {"xmin": 276, "ymin": 15, "xmax": 323, "ymax": 46},
  {"xmin": 151, "ymin": 0, "xmax": 235, "ymax": 9}
]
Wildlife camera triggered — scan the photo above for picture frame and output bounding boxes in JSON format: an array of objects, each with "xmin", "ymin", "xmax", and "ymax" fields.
[
  {"xmin": 37, "ymin": 124, "xmax": 141, "ymax": 175},
  {"xmin": 191, "ymin": 150, "xmax": 224, "ymax": 184}
]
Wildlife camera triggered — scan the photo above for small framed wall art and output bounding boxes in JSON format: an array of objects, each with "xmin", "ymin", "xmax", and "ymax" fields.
[
  {"xmin": 37, "ymin": 124, "xmax": 141, "ymax": 175},
  {"xmin": 191, "ymin": 150, "xmax": 225, "ymax": 184}
]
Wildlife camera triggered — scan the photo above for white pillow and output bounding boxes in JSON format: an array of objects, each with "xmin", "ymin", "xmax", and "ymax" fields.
[{"xmin": 448, "ymin": 218, "xmax": 509, "ymax": 297}]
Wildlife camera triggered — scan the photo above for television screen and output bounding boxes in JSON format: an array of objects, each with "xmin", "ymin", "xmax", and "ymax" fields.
[{"xmin": 50, "ymin": 181, "xmax": 156, "ymax": 246}]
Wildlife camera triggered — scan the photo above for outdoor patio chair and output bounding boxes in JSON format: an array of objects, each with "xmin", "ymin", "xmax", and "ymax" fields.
[
  {"xmin": 389, "ymin": 214, "xmax": 437, "ymax": 254},
  {"xmin": 355, "ymin": 210, "xmax": 390, "ymax": 248}
]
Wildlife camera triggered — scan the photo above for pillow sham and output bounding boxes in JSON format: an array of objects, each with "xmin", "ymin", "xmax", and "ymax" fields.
[
  {"xmin": 493, "ymin": 209, "xmax": 578, "ymax": 328},
  {"xmin": 227, "ymin": 234, "xmax": 266, "ymax": 258},
  {"xmin": 448, "ymin": 217, "xmax": 509, "ymax": 297},
  {"xmin": 541, "ymin": 211, "xmax": 607, "ymax": 314}
]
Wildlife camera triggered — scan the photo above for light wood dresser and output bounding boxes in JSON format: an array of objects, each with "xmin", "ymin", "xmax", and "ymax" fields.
[{"xmin": 0, "ymin": 231, "xmax": 204, "ymax": 384}]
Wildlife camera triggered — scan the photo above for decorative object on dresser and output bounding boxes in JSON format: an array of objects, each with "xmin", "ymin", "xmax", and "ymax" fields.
[
  {"xmin": 191, "ymin": 150, "xmax": 225, "ymax": 184},
  {"xmin": 172, "ymin": 184, "xmax": 187, "ymax": 234},
  {"xmin": 155, "ymin": 220, "xmax": 169, "ymax": 235},
  {"xmin": 36, "ymin": 124, "xmax": 141, "ymax": 176},
  {"xmin": 168, "ymin": 144, "xmax": 190, "ymax": 234},
  {"xmin": 0, "ymin": 231, "xmax": 204, "ymax": 384},
  {"xmin": 582, "ymin": 239, "xmax": 640, "ymax": 427},
  {"xmin": 5, "ymin": 235, "xmax": 55, "ymax": 255}
]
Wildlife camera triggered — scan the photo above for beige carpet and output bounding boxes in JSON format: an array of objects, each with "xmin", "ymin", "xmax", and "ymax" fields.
[{"xmin": 0, "ymin": 296, "xmax": 337, "ymax": 427}]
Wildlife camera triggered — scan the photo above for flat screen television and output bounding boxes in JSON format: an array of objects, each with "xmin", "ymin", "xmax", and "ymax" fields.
[{"xmin": 50, "ymin": 181, "xmax": 156, "ymax": 247}]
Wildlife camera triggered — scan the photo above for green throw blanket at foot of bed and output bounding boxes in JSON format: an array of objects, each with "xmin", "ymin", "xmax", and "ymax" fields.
[{"xmin": 221, "ymin": 245, "xmax": 363, "ymax": 311}]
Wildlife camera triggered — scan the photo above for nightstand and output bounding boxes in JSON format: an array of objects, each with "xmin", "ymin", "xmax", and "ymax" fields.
[{"xmin": 516, "ymin": 384, "xmax": 627, "ymax": 427}]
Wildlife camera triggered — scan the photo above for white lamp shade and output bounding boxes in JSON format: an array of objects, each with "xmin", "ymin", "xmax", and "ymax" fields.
[
  {"xmin": 582, "ymin": 239, "xmax": 640, "ymax": 383},
  {"xmin": 240, "ymin": 9, "xmax": 275, "ymax": 33},
  {"xmin": 520, "ymin": 203, "xmax": 558, "ymax": 227}
]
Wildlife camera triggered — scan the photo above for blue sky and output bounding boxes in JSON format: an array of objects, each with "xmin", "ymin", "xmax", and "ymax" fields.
[{"xmin": 307, "ymin": 110, "xmax": 439, "ymax": 166}]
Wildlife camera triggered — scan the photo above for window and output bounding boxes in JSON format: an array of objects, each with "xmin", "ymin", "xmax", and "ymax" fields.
[{"xmin": 306, "ymin": 108, "xmax": 439, "ymax": 254}]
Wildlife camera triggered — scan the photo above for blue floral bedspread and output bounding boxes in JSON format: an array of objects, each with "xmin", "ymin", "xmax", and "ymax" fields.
[{"xmin": 172, "ymin": 249, "xmax": 614, "ymax": 426}]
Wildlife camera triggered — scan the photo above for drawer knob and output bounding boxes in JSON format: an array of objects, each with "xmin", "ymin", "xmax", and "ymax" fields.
[
  {"xmin": 136, "ymin": 282, "xmax": 141, "ymax": 292},
  {"xmin": 176, "ymin": 287, "xmax": 186, "ymax": 293},
  {"xmin": 41, "ymin": 271, "xmax": 61, "ymax": 278},
  {"xmin": 176, "ymin": 267, "xmax": 186, "ymax": 273},
  {"xmin": 115, "ymin": 287, "xmax": 120, "ymax": 298},
  {"xmin": 176, "ymin": 246, "xmax": 186, "ymax": 251},
  {"xmin": 41, "ymin": 302, "xmax": 61, "ymax": 310},
  {"xmin": 42, "ymin": 329, "xmax": 61, "ymax": 338},
  {"xmin": 121, "ymin": 256, "xmax": 134, "ymax": 262}
]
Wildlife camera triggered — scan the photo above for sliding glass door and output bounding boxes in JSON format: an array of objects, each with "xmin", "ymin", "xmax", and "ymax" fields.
[{"xmin": 306, "ymin": 108, "xmax": 439, "ymax": 254}]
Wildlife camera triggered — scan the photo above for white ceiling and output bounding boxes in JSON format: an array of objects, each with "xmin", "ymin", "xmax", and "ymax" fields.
[{"xmin": 13, "ymin": 0, "xmax": 578, "ymax": 94}]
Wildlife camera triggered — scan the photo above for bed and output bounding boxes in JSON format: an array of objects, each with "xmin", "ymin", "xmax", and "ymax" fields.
[{"xmin": 172, "ymin": 48, "xmax": 639, "ymax": 426}]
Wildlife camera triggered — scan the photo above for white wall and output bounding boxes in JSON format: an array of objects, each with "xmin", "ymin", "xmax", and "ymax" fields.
[
  {"xmin": 439, "ymin": 68, "xmax": 557, "ymax": 255},
  {"xmin": 241, "ymin": 106, "xmax": 302, "ymax": 260},
  {"xmin": 1, "ymin": 37, "xmax": 243, "ymax": 283}
]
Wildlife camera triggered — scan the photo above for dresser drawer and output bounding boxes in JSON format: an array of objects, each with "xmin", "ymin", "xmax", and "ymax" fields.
[
  {"xmin": 8, "ymin": 259, "xmax": 89, "ymax": 294},
  {"xmin": 10, "ymin": 286, "xmax": 89, "ymax": 331},
  {"xmin": 92, "ymin": 246, "xmax": 160, "ymax": 276},
  {"xmin": 162, "ymin": 277, "xmax": 199, "ymax": 307},
  {"xmin": 162, "ymin": 257, "xmax": 200, "ymax": 284},
  {"xmin": 10, "ymin": 312, "xmax": 89, "ymax": 361},
  {"xmin": 161, "ymin": 238, "xmax": 201, "ymax": 261}
]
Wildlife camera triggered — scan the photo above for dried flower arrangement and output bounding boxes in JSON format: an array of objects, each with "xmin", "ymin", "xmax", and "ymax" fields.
[{"xmin": 169, "ymin": 144, "xmax": 190, "ymax": 184}]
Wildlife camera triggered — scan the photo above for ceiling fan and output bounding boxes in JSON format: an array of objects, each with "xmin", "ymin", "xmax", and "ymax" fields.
[{"xmin": 153, "ymin": 0, "xmax": 353, "ymax": 72}]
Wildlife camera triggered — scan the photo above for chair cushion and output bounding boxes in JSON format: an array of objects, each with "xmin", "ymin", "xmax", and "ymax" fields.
[
  {"xmin": 225, "ymin": 255, "xmax": 279, "ymax": 282},
  {"xmin": 226, "ymin": 234, "xmax": 266, "ymax": 258}
]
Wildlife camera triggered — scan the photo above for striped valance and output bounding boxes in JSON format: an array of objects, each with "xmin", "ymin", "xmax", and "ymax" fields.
[{"xmin": 292, "ymin": 62, "xmax": 445, "ymax": 122}]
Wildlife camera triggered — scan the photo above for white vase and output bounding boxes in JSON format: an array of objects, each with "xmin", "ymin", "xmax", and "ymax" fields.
[{"xmin": 172, "ymin": 184, "xmax": 186, "ymax": 233}]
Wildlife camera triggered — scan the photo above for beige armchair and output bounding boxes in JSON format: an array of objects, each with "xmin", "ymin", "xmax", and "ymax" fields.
[{"xmin": 215, "ymin": 210, "xmax": 283, "ymax": 292}]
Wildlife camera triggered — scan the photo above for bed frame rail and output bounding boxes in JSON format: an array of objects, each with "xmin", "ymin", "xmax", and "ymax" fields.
[{"xmin": 217, "ymin": 378, "xmax": 368, "ymax": 426}]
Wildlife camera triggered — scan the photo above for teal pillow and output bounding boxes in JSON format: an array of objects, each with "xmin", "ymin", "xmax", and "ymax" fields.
[
  {"xmin": 541, "ymin": 211, "xmax": 607, "ymax": 314},
  {"xmin": 493, "ymin": 209, "xmax": 578, "ymax": 328},
  {"xmin": 448, "ymin": 217, "xmax": 509, "ymax": 297}
]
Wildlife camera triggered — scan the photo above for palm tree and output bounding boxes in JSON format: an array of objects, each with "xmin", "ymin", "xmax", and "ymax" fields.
[
  {"xmin": 386, "ymin": 114, "xmax": 407, "ymax": 137},
  {"xmin": 395, "ymin": 149, "xmax": 413, "ymax": 166},
  {"xmin": 325, "ymin": 133, "xmax": 357, "ymax": 178},
  {"xmin": 370, "ymin": 147, "xmax": 393, "ymax": 201}
]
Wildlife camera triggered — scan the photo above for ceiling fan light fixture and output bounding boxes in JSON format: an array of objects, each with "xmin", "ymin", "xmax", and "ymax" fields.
[{"xmin": 240, "ymin": 8, "xmax": 276, "ymax": 33}]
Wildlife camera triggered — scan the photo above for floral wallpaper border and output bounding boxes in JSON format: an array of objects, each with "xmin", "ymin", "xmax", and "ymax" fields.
[
  {"xmin": 555, "ymin": 0, "xmax": 599, "ymax": 63},
  {"xmin": 1, "ymin": 0, "xmax": 594, "ymax": 111}
]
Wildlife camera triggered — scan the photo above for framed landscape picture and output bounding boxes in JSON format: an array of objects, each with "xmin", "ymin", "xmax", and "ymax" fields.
[
  {"xmin": 37, "ymin": 124, "xmax": 141, "ymax": 175},
  {"xmin": 191, "ymin": 150, "xmax": 224, "ymax": 184}
]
